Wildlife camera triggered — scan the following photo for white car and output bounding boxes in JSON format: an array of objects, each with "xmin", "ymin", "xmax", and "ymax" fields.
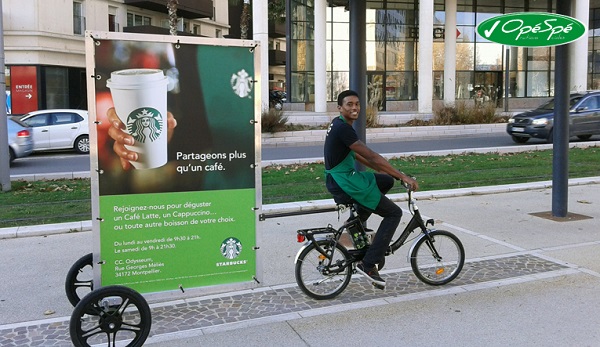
[{"xmin": 17, "ymin": 109, "xmax": 90, "ymax": 154}]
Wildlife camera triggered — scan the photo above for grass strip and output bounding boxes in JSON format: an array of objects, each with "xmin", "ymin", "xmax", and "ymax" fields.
[{"xmin": 1, "ymin": 147, "xmax": 599, "ymax": 228}]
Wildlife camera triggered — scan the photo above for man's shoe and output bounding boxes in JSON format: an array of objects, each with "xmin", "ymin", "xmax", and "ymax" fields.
[{"xmin": 356, "ymin": 262, "xmax": 385, "ymax": 286}]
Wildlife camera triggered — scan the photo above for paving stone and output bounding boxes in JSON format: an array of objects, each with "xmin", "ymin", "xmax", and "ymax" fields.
[{"xmin": 0, "ymin": 254, "xmax": 568, "ymax": 346}]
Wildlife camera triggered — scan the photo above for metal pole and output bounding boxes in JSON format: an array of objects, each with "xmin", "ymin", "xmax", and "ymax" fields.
[
  {"xmin": 504, "ymin": 47, "xmax": 510, "ymax": 112},
  {"xmin": 0, "ymin": 0, "xmax": 12, "ymax": 192},
  {"xmin": 348, "ymin": 0, "xmax": 366, "ymax": 171},
  {"xmin": 552, "ymin": 0, "xmax": 572, "ymax": 217}
]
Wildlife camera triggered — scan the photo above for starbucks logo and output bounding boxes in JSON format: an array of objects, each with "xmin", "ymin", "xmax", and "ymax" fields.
[
  {"xmin": 126, "ymin": 107, "xmax": 163, "ymax": 143},
  {"xmin": 230, "ymin": 69, "xmax": 253, "ymax": 98},
  {"xmin": 220, "ymin": 237, "xmax": 242, "ymax": 260}
]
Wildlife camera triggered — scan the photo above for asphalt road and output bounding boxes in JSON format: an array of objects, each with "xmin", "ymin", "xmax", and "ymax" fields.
[{"xmin": 9, "ymin": 133, "xmax": 532, "ymax": 177}]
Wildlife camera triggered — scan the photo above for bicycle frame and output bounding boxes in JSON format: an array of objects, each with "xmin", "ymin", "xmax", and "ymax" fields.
[{"xmin": 294, "ymin": 190, "xmax": 437, "ymax": 267}]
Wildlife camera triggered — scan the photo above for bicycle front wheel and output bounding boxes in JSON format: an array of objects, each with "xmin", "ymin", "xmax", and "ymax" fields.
[
  {"xmin": 295, "ymin": 240, "xmax": 352, "ymax": 300},
  {"xmin": 410, "ymin": 230, "xmax": 465, "ymax": 285}
]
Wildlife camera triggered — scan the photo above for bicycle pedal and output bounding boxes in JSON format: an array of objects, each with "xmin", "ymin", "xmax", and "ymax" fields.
[{"xmin": 372, "ymin": 282, "xmax": 385, "ymax": 290}]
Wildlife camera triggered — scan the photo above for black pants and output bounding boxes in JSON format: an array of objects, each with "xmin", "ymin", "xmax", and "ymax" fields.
[{"xmin": 328, "ymin": 173, "xmax": 403, "ymax": 269}]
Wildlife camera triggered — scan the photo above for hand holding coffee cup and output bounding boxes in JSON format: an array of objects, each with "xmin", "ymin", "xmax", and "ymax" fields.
[
  {"xmin": 107, "ymin": 108, "xmax": 177, "ymax": 170},
  {"xmin": 107, "ymin": 69, "xmax": 172, "ymax": 169}
]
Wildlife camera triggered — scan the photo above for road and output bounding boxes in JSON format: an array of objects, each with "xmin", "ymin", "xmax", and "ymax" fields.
[{"xmin": 9, "ymin": 134, "xmax": 540, "ymax": 177}]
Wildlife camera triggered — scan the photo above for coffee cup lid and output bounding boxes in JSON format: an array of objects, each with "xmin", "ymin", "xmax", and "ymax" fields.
[{"xmin": 107, "ymin": 69, "xmax": 167, "ymax": 89}]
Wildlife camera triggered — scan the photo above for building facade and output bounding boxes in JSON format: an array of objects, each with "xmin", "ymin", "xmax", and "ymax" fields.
[
  {"xmin": 3, "ymin": 0, "xmax": 229, "ymax": 114},
  {"xmin": 288, "ymin": 0, "xmax": 599, "ymax": 112}
]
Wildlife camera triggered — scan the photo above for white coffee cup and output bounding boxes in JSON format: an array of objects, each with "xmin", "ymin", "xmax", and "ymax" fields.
[{"xmin": 107, "ymin": 69, "xmax": 169, "ymax": 169}]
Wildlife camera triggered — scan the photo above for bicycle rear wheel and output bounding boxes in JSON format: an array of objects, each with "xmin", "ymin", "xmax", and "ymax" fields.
[
  {"xmin": 295, "ymin": 240, "xmax": 352, "ymax": 300},
  {"xmin": 410, "ymin": 230, "xmax": 464, "ymax": 285}
]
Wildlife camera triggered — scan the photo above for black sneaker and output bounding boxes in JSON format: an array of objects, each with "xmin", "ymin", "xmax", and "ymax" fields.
[{"xmin": 356, "ymin": 262, "xmax": 385, "ymax": 286}]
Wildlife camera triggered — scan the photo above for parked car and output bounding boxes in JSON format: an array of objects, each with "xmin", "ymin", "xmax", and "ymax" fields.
[
  {"xmin": 16, "ymin": 109, "xmax": 89, "ymax": 154},
  {"xmin": 507, "ymin": 91, "xmax": 600, "ymax": 143},
  {"xmin": 6, "ymin": 117, "xmax": 34, "ymax": 164}
]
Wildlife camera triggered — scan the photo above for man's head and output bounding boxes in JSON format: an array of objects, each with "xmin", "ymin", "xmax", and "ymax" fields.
[
  {"xmin": 337, "ymin": 90, "xmax": 359, "ymax": 106},
  {"xmin": 337, "ymin": 90, "xmax": 360, "ymax": 123}
]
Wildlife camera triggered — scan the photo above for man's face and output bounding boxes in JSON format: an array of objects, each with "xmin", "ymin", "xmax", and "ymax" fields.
[{"xmin": 338, "ymin": 95, "xmax": 360, "ymax": 122}]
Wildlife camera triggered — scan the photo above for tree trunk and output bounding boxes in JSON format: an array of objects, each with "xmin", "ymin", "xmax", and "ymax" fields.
[
  {"xmin": 167, "ymin": 0, "xmax": 179, "ymax": 36},
  {"xmin": 240, "ymin": 2, "xmax": 251, "ymax": 39}
]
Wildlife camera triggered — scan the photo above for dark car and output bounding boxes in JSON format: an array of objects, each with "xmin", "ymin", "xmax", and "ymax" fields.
[{"xmin": 507, "ymin": 91, "xmax": 600, "ymax": 143}]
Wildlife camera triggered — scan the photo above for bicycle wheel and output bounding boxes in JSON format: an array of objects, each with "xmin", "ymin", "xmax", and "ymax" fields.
[
  {"xmin": 65, "ymin": 253, "xmax": 94, "ymax": 307},
  {"xmin": 295, "ymin": 240, "xmax": 352, "ymax": 300},
  {"xmin": 70, "ymin": 285, "xmax": 151, "ymax": 347},
  {"xmin": 410, "ymin": 230, "xmax": 465, "ymax": 285}
]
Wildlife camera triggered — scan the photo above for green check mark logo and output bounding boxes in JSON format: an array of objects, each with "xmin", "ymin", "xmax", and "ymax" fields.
[{"xmin": 484, "ymin": 20, "xmax": 500, "ymax": 38}]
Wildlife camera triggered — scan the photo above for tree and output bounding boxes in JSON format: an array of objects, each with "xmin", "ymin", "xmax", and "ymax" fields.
[
  {"xmin": 228, "ymin": 0, "xmax": 286, "ymax": 39},
  {"xmin": 166, "ymin": 0, "xmax": 179, "ymax": 36}
]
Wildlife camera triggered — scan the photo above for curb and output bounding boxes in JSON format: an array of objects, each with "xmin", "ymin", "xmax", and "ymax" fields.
[{"xmin": 2, "ymin": 177, "xmax": 599, "ymax": 240}]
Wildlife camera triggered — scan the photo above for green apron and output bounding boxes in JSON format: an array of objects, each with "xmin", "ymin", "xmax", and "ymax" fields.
[{"xmin": 325, "ymin": 151, "xmax": 381, "ymax": 210}]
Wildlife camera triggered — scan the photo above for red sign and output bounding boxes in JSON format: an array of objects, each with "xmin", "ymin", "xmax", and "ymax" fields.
[{"xmin": 10, "ymin": 66, "xmax": 39, "ymax": 114}]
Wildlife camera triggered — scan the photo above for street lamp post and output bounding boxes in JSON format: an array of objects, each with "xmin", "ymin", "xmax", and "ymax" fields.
[{"xmin": 0, "ymin": 0, "xmax": 12, "ymax": 192}]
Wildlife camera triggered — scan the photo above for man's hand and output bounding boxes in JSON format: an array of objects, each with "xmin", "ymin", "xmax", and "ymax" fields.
[
  {"xmin": 399, "ymin": 174, "xmax": 419, "ymax": 192},
  {"xmin": 107, "ymin": 107, "xmax": 177, "ymax": 170}
]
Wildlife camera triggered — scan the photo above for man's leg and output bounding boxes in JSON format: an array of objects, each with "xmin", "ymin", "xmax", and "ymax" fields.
[
  {"xmin": 356, "ymin": 174, "xmax": 395, "ymax": 223},
  {"xmin": 361, "ymin": 194, "xmax": 402, "ymax": 269}
]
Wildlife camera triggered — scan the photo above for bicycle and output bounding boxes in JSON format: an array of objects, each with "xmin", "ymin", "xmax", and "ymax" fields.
[{"xmin": 294, "ymin": 185, "xmax": 465, "ymax": 300}]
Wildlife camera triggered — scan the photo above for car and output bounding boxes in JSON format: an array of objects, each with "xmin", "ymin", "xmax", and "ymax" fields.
[
  {"xmin": 16, "ymin": 109, "xmax": 90, "ymax": 154},
  {"xmin": 6, "ymin": 117, "xmax": 34, "ymax": 164},
  {"xmin": 507, "ymin": 91, "xmax": 600, "ymax": 144}
]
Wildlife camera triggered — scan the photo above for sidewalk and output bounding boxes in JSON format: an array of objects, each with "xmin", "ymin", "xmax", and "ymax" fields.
[{"xmin": 0, "ymin": 180, "xmax": 599, "ymax": 346}]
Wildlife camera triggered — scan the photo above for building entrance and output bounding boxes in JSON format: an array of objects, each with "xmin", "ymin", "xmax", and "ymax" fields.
[{"xmin": 473, "ymin": 71, "xmax": 503, "ymax": 106}]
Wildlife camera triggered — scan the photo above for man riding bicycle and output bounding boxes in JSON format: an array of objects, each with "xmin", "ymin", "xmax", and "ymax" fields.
[{"xmin": 324, "ymin": 89, "xmax": 419, "ymax": 288}]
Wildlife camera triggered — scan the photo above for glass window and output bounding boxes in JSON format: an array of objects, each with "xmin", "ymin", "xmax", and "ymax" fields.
[
  {"xmin": 527, "ymin": 48, "xmax": 551, "ymax": 70},
  {"xmin": 433, "ymin": 71, "xmax": 444, "ymax": 100},
  {"xmin": 578, "ymin": 95, "xmax": 600, "ymax": 110},
  {"xmin": 432, "ymin": 42, "xmax": 445, "ymax": 71},
  {"xmin": 291, "ymin": 72, "xmax": 306, "ymax": 103},
  {"xmin": 386, "ymin": 42, "xmax": 416, "ymax": 71},
  {"xmin": 331, "ymin": 41, "xmax": 350, "ymax": 71},
  {"xmin": 456, "ymin": 71, "xmax": 473, "ymax": 99},
  {"xmin": 328, "ymin": 71, "xmax": 350, "ymax": 102},
  {"xmin": 367, "ymin": 41, "xmax": 385, "ymax": 71},
  {"xmin": 527, "ymin": 71, "xmax": 550, "ymax": 97},
  {"xmin": 73, "ymin": 1, "xmax": 84, "ymax": 35},
  {"xmin": 53, "ymin": 113, "xmax": 78, "ymax": 125},
  {"xmin": 331, "ymin": 23, "xmax": 349, "ymax": 40},
  {"xmin": 476, "ymin": 43, "xmax": 503, "ymax": 71},
  {"xmin": 24, "ymin": 115, "xmax": 49, "ymax": 127},
  {"xmin": 456, "ymin": 43, "xmax": 474, "ymax": 70},
  {"xmin": 456, "ymin": 7, "xmax": 475, "ymax": 25},
  {"xmin": 529, "ymin": 0, "xmax": 551, "ymax": 10},
  {"xmin": 457, "ymin": 26, "xmax": 475, "ymax": 43},
  {"xmin": 291, "ymin": 40, "xmax": 313, "ymax": 71},
  {"xmin": 386, "ymin": 72, "xmax": 417, "ymax": 101},
  {"xmin": 45, "ymin": 67, "xmax": 69, "ymax": 109}
]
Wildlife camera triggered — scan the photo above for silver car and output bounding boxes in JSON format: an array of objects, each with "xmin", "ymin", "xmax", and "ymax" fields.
[
  {"xmin": 17, "ymin": 109, "xmax": 89, "ymax": 154},
  {"xmin": 6, "ymin": 117, "xmax": 34, "ymax": 164}
]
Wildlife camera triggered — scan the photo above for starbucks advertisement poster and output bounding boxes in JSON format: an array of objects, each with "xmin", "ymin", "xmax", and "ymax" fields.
[{"xmin": 86, "ymin": 32, "xmax": 260, "ymax": 294}]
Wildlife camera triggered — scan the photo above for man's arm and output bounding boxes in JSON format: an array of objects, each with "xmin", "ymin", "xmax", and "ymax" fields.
[{"xmin": 350, "ymin": 140, "xmax": 419, "ymax": 191}]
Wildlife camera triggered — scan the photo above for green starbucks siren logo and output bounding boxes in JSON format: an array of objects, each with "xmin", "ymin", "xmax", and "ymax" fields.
[
  {"xmin": 477, "ymin": 12, "xmax": 586, "ymax": 47},
  {"xmin": 126, "ymin": 107, "xmax": 163, "ymax": 143},
  {"xmin": 220, "ymin": 237, "xmax": 242, "ymax": 260}
]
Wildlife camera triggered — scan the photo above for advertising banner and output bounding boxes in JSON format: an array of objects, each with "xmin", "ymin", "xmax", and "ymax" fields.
[
  {"xmin": 86, "ymin": 32, "xmax": 260, "ymax": 295},
  {"xmin": 10, "ymin": 66, "xmax": 39, "ymax": 114}
]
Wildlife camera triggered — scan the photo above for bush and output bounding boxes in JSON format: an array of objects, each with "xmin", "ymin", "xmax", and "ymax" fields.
[
  {"xmin": 261, "ymin": 108, "xmax": 288, "ymax": 133},
  {"xmin": 433, "ymin": 101, "xmax": 507, "ymax": 125}
]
